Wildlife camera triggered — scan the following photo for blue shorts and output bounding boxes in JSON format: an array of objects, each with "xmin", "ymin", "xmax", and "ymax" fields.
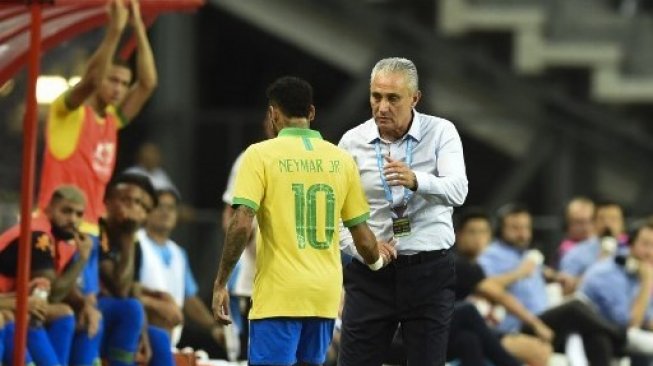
[{"xmin": 249, "ymin": 317, "xmax": 335, "ymax": 365}]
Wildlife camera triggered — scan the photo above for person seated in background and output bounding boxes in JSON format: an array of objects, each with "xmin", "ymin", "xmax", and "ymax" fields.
[
  {"xmin": 559, "ymin": 200, "xmax": 627, "ymax": 294},
  {"xmin": 557, "ymin": 197, "xmax": 595, "ymax": 259},
  {"xmin": 27, "ymin": 185, "xmax": 101, "ymax": 366},
  {"xmin": 453, "ymin": 208, "xmax": 552, "ymax": 366},
  {"xmin": 0, "ymin": 186, "xmax": 87, "ymax": 365},
  {"xmin": 579, "ymin": 219, "xmax": 653, "ymax": 366},
  {"xmin": 125, "ymin": 142, "xmax": 175, "ymax": 191},
  {"xmin": 135, "ymin": 188, "xmax": 231, "ymax": 358},
  {"xmin": 97, "ymin": 172, "xmax": 175, "ymax": 366},
  {"xmin": 478, "ymin": 204, "xmax": 627, "ymax": 366}
]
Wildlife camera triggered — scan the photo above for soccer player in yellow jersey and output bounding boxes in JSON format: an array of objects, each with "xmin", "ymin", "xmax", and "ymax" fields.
[{"xmin": 212, "ymin": 76, "xmax": 393, "ymax": 366}]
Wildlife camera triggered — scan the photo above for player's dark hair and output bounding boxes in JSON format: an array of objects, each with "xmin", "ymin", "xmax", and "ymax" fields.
[{"xmin": 266, "ymin": 76, "xmax": 314, "ymax": 119}]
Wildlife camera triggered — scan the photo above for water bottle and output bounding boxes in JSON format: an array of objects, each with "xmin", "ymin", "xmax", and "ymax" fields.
[{"xmin": 29, "ymin": 286, "xmax": 49, "ymax": 327}]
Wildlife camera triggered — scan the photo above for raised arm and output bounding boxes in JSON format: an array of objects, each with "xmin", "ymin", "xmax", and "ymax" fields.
[
  {"xmin": 66, "ymin": 0, "xmax": 128, "ymax": 110},
  {"xmin": 119, "ymin": 0, "xmax": 158, "ymax": 122}
]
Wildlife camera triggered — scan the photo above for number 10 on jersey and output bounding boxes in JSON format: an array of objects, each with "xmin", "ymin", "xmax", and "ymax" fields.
[{"xmin": 292, "ymin": 183, "xmax": 336, "ymax": 250}]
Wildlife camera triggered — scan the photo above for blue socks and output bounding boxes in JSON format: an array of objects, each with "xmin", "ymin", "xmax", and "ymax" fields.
[
  {"xmin": 0, "ymin": 321, "xmax": 5, "ymax": 365},
  {"xmin": 27, "ymin": 325, "xmax": 60, "ymax": 366},
  {"xmin": 46, "ymin": 314, "xmax": 75, "ymax": 365},
  {"xmin": 98, "ymin": 297, "xmax": 145, "ymax": 366},
  {"xmin": 3, "ymin": 322, "xmax": 36, "ymax": 366},
  {"xmin": 69, "ymin": 317, "xmax": 104, "ymax": 366},
  {"xmin": 147, "ymin": 326, "xmax": 174, "ymax": 366}
]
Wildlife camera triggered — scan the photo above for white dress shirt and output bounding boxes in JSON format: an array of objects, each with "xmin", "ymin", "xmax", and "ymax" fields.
[{"xmin": 338, "ymin": 111, "xmax": 468, "ymax": 257}]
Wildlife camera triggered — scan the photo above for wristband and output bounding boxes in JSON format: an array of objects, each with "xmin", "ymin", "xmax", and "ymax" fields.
[{"xmin": 368, "ymin": 255, "xmax": 384, "ymax": 271}]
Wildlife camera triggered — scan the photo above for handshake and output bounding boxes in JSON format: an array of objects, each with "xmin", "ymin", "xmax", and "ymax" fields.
[{"xmin": 368, "ymin": 239, "xmax": 398, "ymax": 271}]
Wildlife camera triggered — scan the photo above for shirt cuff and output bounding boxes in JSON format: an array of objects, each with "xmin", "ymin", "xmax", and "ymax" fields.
[{"xmin": 414, "ymin": 170, "xmax": 435, "ymax": 194}]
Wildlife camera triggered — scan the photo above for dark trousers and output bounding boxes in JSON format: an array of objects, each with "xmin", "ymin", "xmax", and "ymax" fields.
[
  {"xmin": 448, "ymin": 302, "xmax": 521, "ymax": 366},
  {"xmin": 522, "ymin": 299, "xmax": 626, "ymax": 366},
  {"xmin": 338, "ymin": 250, "xmax": 455, "ymax": 366}
]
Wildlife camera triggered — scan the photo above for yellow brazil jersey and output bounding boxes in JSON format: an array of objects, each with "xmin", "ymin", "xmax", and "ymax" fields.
[{"xmin": 232, "ymin": 127, "xmax": 370, "ymax": 319}]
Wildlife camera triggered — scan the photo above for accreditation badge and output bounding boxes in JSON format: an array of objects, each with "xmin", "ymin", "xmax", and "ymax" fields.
[
  {"xmin": 391, "ymin": 205, "xmax": 411, "ymax": 237},
  {"xmin": 392, "ymin": 217, "xmax": 411, "ymax": 237}
]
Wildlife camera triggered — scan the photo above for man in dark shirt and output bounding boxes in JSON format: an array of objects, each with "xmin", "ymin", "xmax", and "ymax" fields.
[{"xmin": 0, "ymin": 185, "xmax": 88, "ymax": 365}]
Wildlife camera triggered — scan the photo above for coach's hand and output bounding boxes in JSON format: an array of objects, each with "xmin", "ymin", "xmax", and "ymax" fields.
[
  {"xmin": 379, "ymin": 239, "xmax": 397, "ymax": 266},
  {"xmin": 384, "ymin": 156, "xmax": 418, "ymax": 191},
  {"xmin": 212, "ymin": 284, "xmax": 232, "ymax": 325}
]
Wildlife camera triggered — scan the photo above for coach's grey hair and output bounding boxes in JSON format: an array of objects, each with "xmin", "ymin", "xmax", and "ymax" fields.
[{"xmin": 370, "ymin": 57, "xmax": 419, "ymax": 92}]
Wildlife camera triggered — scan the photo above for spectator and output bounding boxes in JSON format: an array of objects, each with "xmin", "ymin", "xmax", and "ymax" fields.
[
  {"xmin": 595, "ymin": 200, "xmax": 628, "ymax": 242},
  {"xmin": 126, "ymin": 142, "xmax": 175, "ymax": 190},
  {"xmin": 579, "ymin": 219, "xmax": 653, "ymax": 365},
  {"xmin": 478, "ymin": 204, "xmax": 627, "ymax": 366},
  {"xmin": 557, "ymin": 197, "xmax": 595, "ymax": 258},
  {"xmin": 454, "ymin": 208, "xmax": 552, "ymax": 366},
  {"xmin": 559, "ymin": 200, "xmax": 626, "ymax": 294}
]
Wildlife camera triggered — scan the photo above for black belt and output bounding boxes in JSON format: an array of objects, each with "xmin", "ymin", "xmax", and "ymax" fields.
[{"xmin": 394, "ymin": 249, "xmax": 449, "ymax": 265}]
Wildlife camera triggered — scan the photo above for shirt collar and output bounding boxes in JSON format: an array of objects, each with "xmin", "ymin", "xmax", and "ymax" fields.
[
  {"xmin": 496, "ymin": 239, "xmax": 527, "ymax": 255},
  {"xmin": 364, "ymin": 109, "xmax": 422, "ymax": 144},
  {"xmin": 278, "ymin": 127, "xmax": 323, "ymax": 139}
]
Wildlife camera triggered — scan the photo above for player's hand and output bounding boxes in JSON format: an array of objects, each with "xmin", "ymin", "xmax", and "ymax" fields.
[
  {"xmin": 77, "ymin": 303, "xmax": 102, "ymax": 337},
  {"xmin": 212, "ymin": 284, "xmax": 231, "ymax": 325},
  {"xmin": 378, "ymin": 238, "xmax": 397, "ymax": 266},
  {"xmin": 108, "ymin": 0, "xmax": 129, "ymax": 32},
  {"xmin": 27, "ymin": 297, "xmax": 47, "ymax": 322},
  {"xmin": 383, "ymin": 156, "xmax": 417, "ymax": 191},
  {"xmin": 129, "ymin": 0, "xmax": 143, "ymax": 27},
  {"xmin": 75, "ymin": 232, "xmax": 93, "ymax": 261}
]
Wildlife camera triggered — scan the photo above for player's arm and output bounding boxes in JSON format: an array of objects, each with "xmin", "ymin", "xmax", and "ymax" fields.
[
  {"xmin": 118, "ymin": 0, "xmax": 158, "ymax": 122},
  {"xmin": 221, "ymin": 204, "xmax": 235, "ymax": 233},
  {"xmin": 49, "ymin": 259, "xmax": 87, "ymax": 303},
  {"xmin": 212, "ymin": 205, "xmax": 255, "ymax": 324},
  {"xmin": 66, "ymin": 0, "xmax": 128, "ymax": 110},
  {"xmin": 348, "ymin": 223, "xmax": 382, "ymax": 266},
  {"xmin": 49, "ymin": 233, "xmax": 93, "ymax": 303},
  {"xmin": 214, "ymin": 205, "xmax": 255, "ymax": 289},
  {"xmin": 99, "ymin": 239, "xmax": 137, "ymax": 298}
]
